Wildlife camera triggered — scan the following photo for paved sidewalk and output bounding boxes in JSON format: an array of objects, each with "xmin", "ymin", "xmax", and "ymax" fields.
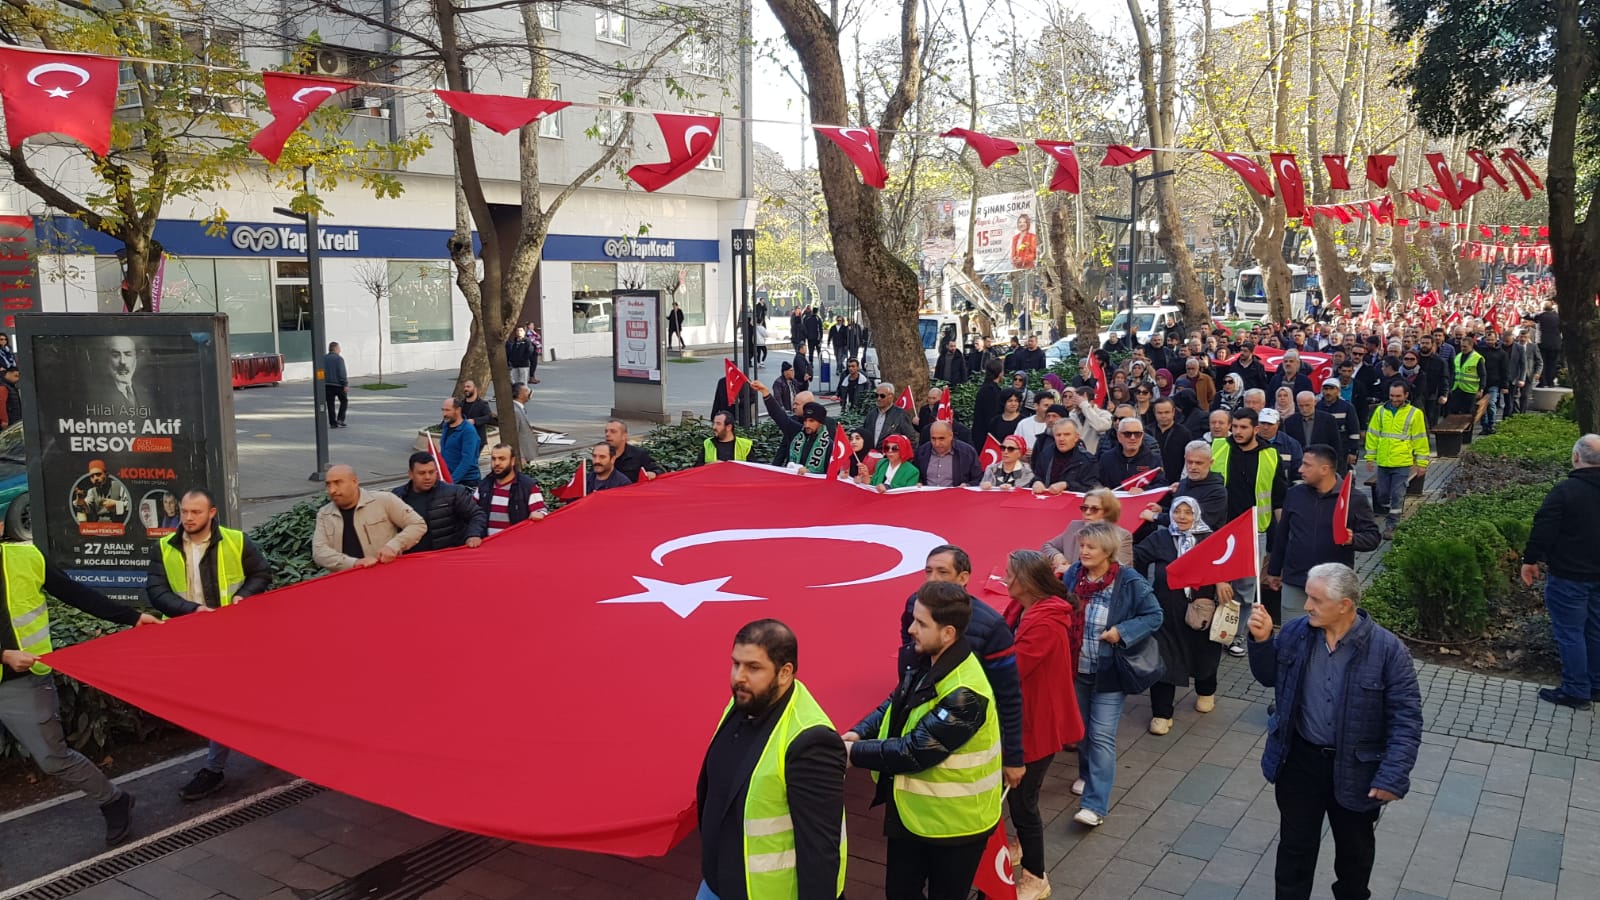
[{"xmin": 5, "ymin": 652, "xmax": 1593, "ymax": 900}]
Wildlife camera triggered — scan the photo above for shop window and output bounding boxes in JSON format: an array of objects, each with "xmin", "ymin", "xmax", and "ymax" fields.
[
  {"xmin": 648, "ymin": 263, "xmax": 705, "ymax": 327},
  {"xmin": 274, "ymin": 260, "xmax": 312, "ymax": 363},
  {"xmin": 572, "ymin": 263, "xmax": 616, "ymax": 334},
  {"xmin": 388, "ymin": 260, "xmax": 454, "ymax": 343},
  {"xmin": 217, "ymin": 259, "xmax": 274, "ymax": 355}
]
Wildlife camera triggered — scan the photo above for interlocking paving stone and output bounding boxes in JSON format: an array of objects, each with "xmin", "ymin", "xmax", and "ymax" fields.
[
  {"xmin": 1455, "ymin": 833, "xmax": 1513, "ymax": 890},
  {"xmin": 1508, "ymin": 828, "xmax": 1565, "ymax": 883}
]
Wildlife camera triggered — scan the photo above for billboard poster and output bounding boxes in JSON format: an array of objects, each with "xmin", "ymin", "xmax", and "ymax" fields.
[
  {"xmin": 953, "ymin": 191, "xmax": 1040, "ymax": 276},
  {"xmin": 612, "ymin": 291, "xmax": 662, "ymax": 384},
  {"xmin": 16, "ymin": 314, "xmax": 237, "ymax": 603}
]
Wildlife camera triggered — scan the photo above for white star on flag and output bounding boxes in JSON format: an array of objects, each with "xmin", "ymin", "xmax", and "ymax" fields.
[
  {"xmin": 597, "ymin": 576, "xmax": 764, "ymax": 619},
  {"xmin": 45, "ymin": 87, "xmax": 71, "ymax": 98}
]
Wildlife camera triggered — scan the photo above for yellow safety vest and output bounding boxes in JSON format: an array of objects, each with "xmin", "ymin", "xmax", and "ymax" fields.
[
  {"xmin": 1453, "ymin": 351, "xmax": 1482, "ymax": 395},
  {"xmin": 158, "ymin": 528, "xmax": 247, "ymax": 608},
  {"xmin": 711, "ymin": 681, "xmax": 848, "ymax": 899},
  {"xmin": 1211, "ymin": 438, "xmax": 1280, "ymax": 533},
  {"xmin": 1365, "ymin": 404, "xmax": 1431, "ymax": 469},
  {"xmin": 876, "ymin": 650, "xmax": 1002, "ymax": 840},
  {"xmin": 703, "ymin": 436, "xmax": 753, "ymax": 464},
  {"xmin": 3, "ymin": 543, "xmax": 53, "ymax": 676}
]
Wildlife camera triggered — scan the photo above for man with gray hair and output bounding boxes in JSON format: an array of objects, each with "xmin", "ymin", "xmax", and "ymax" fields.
[
  {"xmin": 1243, "ymin": 388, "xmax": 1268, "ymax": 413},
  {"xmin": 1097, "ymin": 416, "xmax": 1163, "ymax": 488},
  {"xmin": 1522, "ymin": 434, "xmax": 1600, "ymax": 709},
  {"xmin": 1247, "ymin": 562, "xmax": 1422, "ymax": 900},
  {"xmin": 1269, "ymin": 349, "xmax": 1313, "ymax": 396}
]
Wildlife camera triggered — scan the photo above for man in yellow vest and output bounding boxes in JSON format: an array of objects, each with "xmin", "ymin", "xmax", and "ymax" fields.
[
  {"xmin": 696, "ymin": 619, "xmax": 846, "ymax": 900},
  {"xmin": 1213, "ymin": 407, "xmax": 1287, "ymax": 654},
  {"xmin": 144, "ymin": 488, "xmax": 272, "ymax": 802},
  {"xmin": 1364, "ymin": 380, "xmax": 1431, "ymax": 540},
  {"xmin": 1446, "ymin": 334, "xmax": 1486, "ymax": 425},
  {"xmin": 1, "ymin": 527, "xmax": 159, "ymax": 845},
  {"xmin": 844, "ymin": 581, "xmax": 1002, "ymax": 900},
  {"xmin": 698, "ymin": 412, "xmax": 754, "ymax": 466}
]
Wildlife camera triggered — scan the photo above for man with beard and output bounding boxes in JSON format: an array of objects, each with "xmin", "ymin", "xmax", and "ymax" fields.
[
  {"xmin": 458, "ymin": 380, "xmax": 496, "ymax": 448},
  {"xmin": 475, "ymin": 444, "xmax": 547, "ymax": 536},
  {"xmin": 394, "ymin": 452, "xmax": 485, "ymax": 552},
  {"xmin": 774, "ymin": 402, "xmax": 834, "ymax": 474},
  {"xmin": 1413, "ymin": 334, "xmax": 1449, "ymax": 425},
  {"xmin": 438, "ymin": 398, "xmax": 482, "ymax": 488},
  {"xmin": 847, "ymin": 579, "xmax": 1003, "ymax": 899},
  {"xmin": 144, "ymin": 489, "xmax": 272, "ymax": 802},
  {"xmin": 1477, "ymin": 330, "xmax": 1510, "ymax": 435},
  {"xmin": 75, "ymin": 460, "xmax": 130, "ymax": 523},
  {"xmin": 695, "ymin": 620, "xmax": 846, "ymax": 900}
]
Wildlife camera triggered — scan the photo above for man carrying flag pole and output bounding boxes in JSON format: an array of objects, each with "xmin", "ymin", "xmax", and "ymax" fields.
[{"xmin": 1264, "ymin": 445, "xmax": 1382, "ymax": 622}]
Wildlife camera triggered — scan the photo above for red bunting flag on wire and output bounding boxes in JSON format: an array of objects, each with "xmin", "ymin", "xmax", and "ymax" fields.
[
  {"xmin": 1101, "ymin": 145, "xmax": 1154, "ymax": 167},
  {"xmin": 433, "ymin": 91, "xmax": 570, "ymax": 135},
  {"xmin": 942, "ymin": 128, "xmax": 1020, "ymax": 167},
  {"xmin": 1208, "ymin": 151, "xmax": 1275, "ymax": 197},
  {"xmin": 1271, "ymin": 153, "xmax": 1306, "ymax": 219},
  {"xmin": 248, "ymin": 72, "xmax": 356, "ymax": 163},
  {"xmin": 0, "ymin": 46, "xmax": 120, "ymax": 156},
  {"xmin": 1466, "ymin": 148, "xmax": 1508, "ymax": 191},
  {"xmin": 815, "ymin": 125, "xmax": 888, "ymax": 188},
  {"xmin": 1035, "ymin": 140, "xmax": 1081, "ymax": 193},
  {"xmin": 1321, "ymin": 154, "xmax": 1351, "ymax": 189},
  {"xmin": 1366, "ymin": 154, "xmax": 1398, "ymax": 188},
  {"xmin": 628, "ymin": 113, "xmax": 721, "ymax": 192}
]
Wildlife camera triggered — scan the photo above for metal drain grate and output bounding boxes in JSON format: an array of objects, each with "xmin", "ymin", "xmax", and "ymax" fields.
[
  {"xmin": 9, "ymin": 781, "xmax": 325, "ymax": 900},
  {"xmin": 308, "ymin": 830, "xmax": 511, "ymax": 900}
]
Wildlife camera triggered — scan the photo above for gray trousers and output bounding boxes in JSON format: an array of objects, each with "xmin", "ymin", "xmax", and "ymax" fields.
[
  {"xmin": 1281, "ymin": 583, "xmax": 1309, "ymax": 623},
  {"xmin": 0, "ymin": 673, "xmax": 117, "ymax": 805}
]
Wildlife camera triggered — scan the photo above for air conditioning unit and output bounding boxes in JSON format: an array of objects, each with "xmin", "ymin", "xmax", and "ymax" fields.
[
  {"xmin": 314, "ymin": 50, "xmax": 349, "ymax": 76},
  {"xmin": 350, "ymin": 96, "xmax": 384, "ymax": 110}
]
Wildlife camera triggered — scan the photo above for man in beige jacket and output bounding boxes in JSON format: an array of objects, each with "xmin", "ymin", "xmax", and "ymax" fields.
[{"xmin": 313, "ymin": 465, "xmax": 426, "ymax": 573}]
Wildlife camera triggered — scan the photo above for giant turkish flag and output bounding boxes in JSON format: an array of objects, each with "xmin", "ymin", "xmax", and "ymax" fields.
[{"xmin": 45, "ymin": 465, "xmax": 1069, "ymax": 856}]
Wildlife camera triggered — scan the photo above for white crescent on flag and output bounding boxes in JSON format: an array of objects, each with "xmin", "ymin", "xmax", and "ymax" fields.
[
  {"xmin": 292, "ymin": 86, "xmax": 340, "ymax": 105},
  {"xmin": 1212, "ymin": 535, "xmax": 1237, "ymax": 566},
  {"xmin": 839, "ymin": 127, "xmax": 872, "ymax": 147},
  {"xmin": 683, "ymin": 124, "xmax": 713, "ymax": 155},
  {"xmin": 1277, "ymin": 158, "xmax": 1297, "ymax": 179},
  {"xmin": 650, "ymin": 524, "xmax": 946, "ymax": 589},
  {"xmin": 27, "ymin": 62, "xmax": 91, "ymax": 87}
]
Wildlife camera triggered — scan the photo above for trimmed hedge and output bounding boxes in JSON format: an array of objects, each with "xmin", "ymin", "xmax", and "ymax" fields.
[{"xmin": 1452, "ymin": 413, "xmax": 1579, "ymax": 496}]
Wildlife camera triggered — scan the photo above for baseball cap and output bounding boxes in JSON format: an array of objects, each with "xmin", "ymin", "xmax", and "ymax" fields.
[{"xmin": 1259, "ymin": 409, "xmax": 1280, "ymax": 425}]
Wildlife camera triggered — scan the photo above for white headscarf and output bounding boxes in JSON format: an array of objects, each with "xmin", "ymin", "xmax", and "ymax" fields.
[{"xmin": 1168, "ymin": 496, "xmax": 1212, "ymax": 556}]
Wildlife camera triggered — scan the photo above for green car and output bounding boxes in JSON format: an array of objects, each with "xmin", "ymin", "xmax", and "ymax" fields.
[{"xmin": 0, "ymin": 423, "xmax": 31, "ymax": 541}]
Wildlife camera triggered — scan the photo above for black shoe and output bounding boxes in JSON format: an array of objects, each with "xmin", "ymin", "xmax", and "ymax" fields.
[
  {"xmin": 101, "ymin": 791, "xmax": 135, "ymax": 845},
  {"xmin": 1539, "ymin": 687, "xmax": 1592, "ymax": 710},
  {"xmin": 179, "ymin": 768, "xmax": 225, "ymax": 801}
]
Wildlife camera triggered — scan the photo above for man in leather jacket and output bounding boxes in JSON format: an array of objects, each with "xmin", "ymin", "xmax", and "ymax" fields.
[
  {"xmin": 393, "ymin": 452, "xmax": 486, "ymax": 553},
  {"xmin": 847, "ymin": 580, "xmax": 1001, "ymax": 900}
]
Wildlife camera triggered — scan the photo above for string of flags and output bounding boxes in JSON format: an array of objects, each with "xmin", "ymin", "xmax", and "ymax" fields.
[{"xmin": 0, "ymin": 43, "xmax": 1552, "ymax": 209}]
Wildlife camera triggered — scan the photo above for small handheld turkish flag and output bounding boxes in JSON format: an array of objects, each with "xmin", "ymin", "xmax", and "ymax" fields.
[
  {"xmin": 0, "ymin": 47, "xmax": 120, "ymax": 156},
  {"xmin": 1332, "ymin": 472, "xmax": 1354, "ymax": 546},
  {"xmin": 249, "ymin": 72, "xmax": 356, "ymax": 163},
  {"xmin": 942, "ymin": 128, "xmax": 1020, "ymax": 168},
  {"xmin": 937, "ymin": 386, "xmax": 953, "ymax": 423},
  {"xmin": 972, "ymin": 819, "xmax": 1018, "ymax": 899},
  {"xmin": 426, "ymin": 432, "xmax": 453, "ymax": 484},
  {"xmin": 1208, "ymin": 151, "xmax": 1275, "ymax": 198},
  {"xmin": 826, "ymin": 425, "xmax": 853, "ymax": 480},
  {"xmin": 552, "ymin": 460, "xmax": 587, "ymax": 501},
  {"xmin": 1117, "ymin": 467, "xmax": 1162, "ymax": 493},
  {"xmin": 628, "ymin": 113, "xmax": 721, "ymax": 192},
  {"xmin": 815, "ymin": 125, "xmax": 888, "ymax": 188},
  {"xmin": 895, "ymin": 386, "xmax": 916, "ymax": 413},
  {"xmin": 859, "ymin": 450, "xmax": 883, "ymax": 481},
  {"xmin": 1088, "ymin": 354, "xmax": 1109, "ymax": 408},
  {"xmin": 1100, "ymin": 145, "xmax": 1154, "ymax": 167},
  {"xmin": 1036, "ymin": 140, "xmax": 1081, "ymax": 193},
  {"xmin": 980, "ymin": 434, "xmax": 1004, "ymax": 470},
  {"xmin": 434, "ymin": 90, "xmax": 570, "ymax": 135},
  {"xmin": 723, "ymin": 358, "xmax": 748, "ymax": 407},
  {"xmin": 1164, "ymin": 509, "xmax": 1257, "ymax": 590}
]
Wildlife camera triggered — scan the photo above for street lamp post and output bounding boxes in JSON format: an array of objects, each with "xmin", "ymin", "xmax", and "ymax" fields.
[
  {"xmin": 1096, "ymin": 167, "xmax": 1175, "ymax": 349},
  {"xmin": 273, "ymin": 165, "xmax": 331, "ymax": 481}
]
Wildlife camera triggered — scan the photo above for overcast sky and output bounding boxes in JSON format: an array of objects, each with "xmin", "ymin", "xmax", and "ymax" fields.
[{"xmin": 752, "ymin": 0, "xmax": 1271, "ymax": 168}]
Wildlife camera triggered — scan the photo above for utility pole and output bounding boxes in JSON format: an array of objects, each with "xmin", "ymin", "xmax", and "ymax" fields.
[
  {"xmin": 1098, "ymin": 166, "xmax": 1174, "ymax": 348},
  {"xmin": 273, "ymin": 165, "xmax": 330, "ymax": 480}
]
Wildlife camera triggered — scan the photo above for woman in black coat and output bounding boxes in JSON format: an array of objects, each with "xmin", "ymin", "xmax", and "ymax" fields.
[{"xmin": 1133, "ymin": 496, "xmax": 1232, "ymax": 735}]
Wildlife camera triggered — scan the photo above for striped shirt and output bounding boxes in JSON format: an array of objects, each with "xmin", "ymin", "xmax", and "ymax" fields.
[{"xmin": 486, "ymin": 482, "xmax": 512, "ymax": 535}]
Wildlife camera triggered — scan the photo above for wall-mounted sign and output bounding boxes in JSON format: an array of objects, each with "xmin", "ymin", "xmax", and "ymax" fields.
[{"xmin": 230, "ymin": 225, "xmax": 362, "ymax": 254}]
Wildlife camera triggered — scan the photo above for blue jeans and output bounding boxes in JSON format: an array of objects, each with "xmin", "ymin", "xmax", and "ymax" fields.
[
  {"xmin": 1485, "ymin": 387, "xmax": 1501, "ymax": 427},
  {"xmin": 1545, "ymin": 576, "xmax": 1600, "ymax": 699},
  {"xmin": 1075, "ymin": 677, "xmax": 1126, "ymax": 817},
  {"xmin": 205, "ymin": 740, "xmax": 231, "ymax": 773},
  {"xmin": 694, "ymin": 881, "xmax": 719, "ymax": 900},
  {"xmin": 1375, "ymin": 466, "xmax": 1411, "ymax": 525}
]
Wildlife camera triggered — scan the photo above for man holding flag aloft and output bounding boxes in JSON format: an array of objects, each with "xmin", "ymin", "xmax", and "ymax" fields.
[
  {"xmin": 1211, "ymin": 408, "xmax": 1288, "ymax": 656},
  {"xmin": 1265, "ymin": 445, "xmax": 1382, "ymax": 621}
]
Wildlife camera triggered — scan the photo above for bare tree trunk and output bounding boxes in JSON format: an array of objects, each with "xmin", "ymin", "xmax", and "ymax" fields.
[
  {"xmin": 1548, "ymin": 0, "xmax": 1600, "ymax": 430},
  {"xmin": 767, "ymin": 0, "xmax": 927, "ymax": 398},
  {"xmin": 1127, "ymin": 0, "xmax": 1208, "ymax": 333},
  {"xmin": 1304, "ymin": 0, "xmax": 1351, "ymax": 308},
  {"xmin": 1047, "ymin": 203, "xmax": 1100, "ymax": 346}
]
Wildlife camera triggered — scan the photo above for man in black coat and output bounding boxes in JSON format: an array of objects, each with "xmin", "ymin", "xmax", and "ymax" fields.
[
  {"xmin": 1031, "ymin": 420, "xmax": 1102, "ymax": 493},
  {"xmin": 603, "ymin": 419, "xmax": 664, "ymax": 483},
  {"xmin": 1284, "ymin": 391, "xmax": 1343, "ymax": 469},
  {"xmin": 1226, "ymin": 342, "xmax": 1270, "ymax": 393},
  {"xmin": 394, "ymin": 452, "xmax": 486, "ymax": 553},
  {"xmin": 1522, "ymin": 434, "xmax": 1600, "ymax": 708},
  {"xmin": 802, "ymin": 307, "xmax": 824, "ymax": 367},
  {"xmin": 1098, "ymin": 416, "xmax": 1164, "ymax": 488},
  {"xmin": 1527, "ymin": 301, "xmax": 1562, "ymax": 386},
  {"xmin": 1152, "ymin": 398, "xmax": 1193, "ymax": 486},
  {"xmin": 1004, "ymin": 335, "xmax": 1047, "ymax": 372},
  {"xmin": 1413, "ymin": 335, "xmax": 1450, "ymax": 424},
  {"xmin": 459, "ymin": 379, "xmax": 496, "ymax": 448},
  {"xmin": 1264, "ymin": 445, "xmax": 1381, "ymax": 623},
  {"xmin": 697, "ymin": 620, "xmax": 845, "ymax": 900},
  {"xmin": 971, "ymin": 359, "xmax": 1005, "ymax": 437},
  {"xmin": 792, "ymin": 343, "xmax": 813, "ymax": 389},
  {"xmin": 861, "ymin": 382, "xmax": 918, "ymax": 450}
]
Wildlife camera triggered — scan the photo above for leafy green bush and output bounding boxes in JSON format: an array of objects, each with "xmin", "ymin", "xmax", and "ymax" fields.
[
  {"xmin": 1554, "ymin": 392, "xmax": 1576, "ymax": 422},
  {"xmin": 1453, "ymin": 413, "xmax": 1578, "ymax": 495},
  {"xmin": 248, "ymin": 499, "xmax": 324, "ymax": 589}
]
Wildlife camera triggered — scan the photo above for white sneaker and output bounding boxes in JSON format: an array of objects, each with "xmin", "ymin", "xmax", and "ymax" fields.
[
  {"xmin": 1195, "ymin": 694, "xmax": 1216, "ymax": 713},
  {"xmin": 1071, "ymin": 778, "xmax": 1085, "ymax": 796},
  {"xmin": 1017, "ymin": 869, "xmax": 1053, "ymax": 900},
  {"xmin": 1149, "ymin": 717, "xmax": 1172, "ymax": 735},
  {"xmin": 1073, "ymin": 808, "xmax": 1105, "ymax": 827}
]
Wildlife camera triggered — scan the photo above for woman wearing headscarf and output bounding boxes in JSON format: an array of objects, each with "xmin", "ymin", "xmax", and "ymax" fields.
[
  {"xmin": 1042, "ymin": 487, "xmax": 1134, "ymax": 573},
  {"xmin": 1213, "ymin": 372, "xmax": 1246, "ymax": 412},
  {"xmin": 979, "ymin": 434, "xmax": 1035, "ymax": 490},
  {"xmin": 1000, "ymin": 549, "xmax": 1084, "ymax": 900},
  {"xmin": 1134, "ymin": 496, "xmax": 1233, "ymax": 735},
  {"xmin": 1273, "ymin": 386, "xmax": 1296, "ymax": 422},
  {"xmin": 864, "ymin": 434, "xmax": 918, "ymax": 491},
  {"xmin": 844, "ymin": 429, "xmax": 871, "ymax": 479},
  {"xmin": 1153, "ymin": 368, "xmax": 1174, "ymax": 399},
  {"xmin": 1063, "ymin": 523, "xmax": 1164, "ymax": 827}
]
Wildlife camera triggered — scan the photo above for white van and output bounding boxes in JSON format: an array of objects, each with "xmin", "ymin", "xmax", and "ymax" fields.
[
  {"xmin": 1098, "ymin": 305, "xmax": 1183, "ymax": 349},
  {"xmin": 919, "ymin": 314, "xmax": 961, "ymax": 371},
  {"xmin": 1234, "ymin": 265, "xmax": 1312, "ymax": 320}
]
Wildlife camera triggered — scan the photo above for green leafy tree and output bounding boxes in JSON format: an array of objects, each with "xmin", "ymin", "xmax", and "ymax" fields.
[
  {"xmin": 1390, "ymin": 0, "xmax": 1600, "ymax": 432},
  {"xmin": 0, "ymin": 0, "xmax": 430, "ymax": 312}
]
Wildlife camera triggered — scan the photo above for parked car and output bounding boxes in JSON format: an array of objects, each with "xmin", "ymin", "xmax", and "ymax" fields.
[
  {"xmin": 1099, "ymin": 305, "xmax": 1183, "ymax": 348},
  {"xmin": 0, "ymin": 423, "xmax": 30, "ymax": 541}
]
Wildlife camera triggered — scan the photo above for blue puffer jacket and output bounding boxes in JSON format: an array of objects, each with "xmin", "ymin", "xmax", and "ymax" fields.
[{"xmin": 1247, "ymin": 610, "xmax": 1423, "ymax": 812}]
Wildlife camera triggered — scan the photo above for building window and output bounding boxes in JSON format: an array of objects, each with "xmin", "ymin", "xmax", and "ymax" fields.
[
  {"xmin": 691, "ymin": 111, "xmax": 723, "ymax": 171},
  {"xmin": 537, "ymin": 4, "xmax": 559, "ymax": 30},
  {"xmin": 539, "ymin": 83, "xmax": 562, "ymax": 138},
  {"xmin": 388, "ymin": 261, "xmax": 455, "ymax": 343},
  {"xmin": 682, "ymin": 36, "xmax": 718, "ymax": 77},
  {"xmin": 595, "ymin": 95, "xmax": 632, "ymax": 149},
  {"xmin": 650, "ymin": 264, "xmax": 705, "ymax": 326},
  {"xmin": 96, "ymin": 256, "xmax": 273, "ymax": 354},
  {"xmin": 596, "ymin": 10, "xmax": 629, "ymax": 44},
  {"xmin": 572, "ymin": 263, "xmax": 616, "ymax": 334}
]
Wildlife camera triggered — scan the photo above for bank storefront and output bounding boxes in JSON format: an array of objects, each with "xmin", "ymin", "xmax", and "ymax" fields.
[
  {"xmin": 35, "ymin": 216, "xmax": 469, "ymax": 380},
  {"xmin": 539, "ymin": 233, "xmax": 724, "ymax": 360}
]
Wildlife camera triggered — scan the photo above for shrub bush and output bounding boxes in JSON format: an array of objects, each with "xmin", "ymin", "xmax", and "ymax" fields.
[{"xmin": 1452, "ymin": 413, "xmax": 1578, "ymax": 495}]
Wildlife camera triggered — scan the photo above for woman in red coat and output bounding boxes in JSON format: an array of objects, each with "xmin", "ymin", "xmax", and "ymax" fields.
[{"xmin": 1002, "ymin": 548, "xmax": 1085, "ymax": 900}]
